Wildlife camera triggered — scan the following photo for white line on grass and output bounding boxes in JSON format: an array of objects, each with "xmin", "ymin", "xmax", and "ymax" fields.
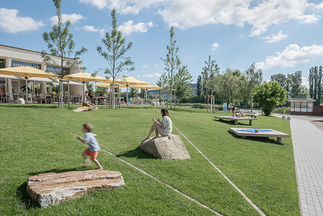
[
  {"xmin": 36, "ymin": 111, "xmax": 223, "ymax": 216},
  {"xmin": 172, "ymin": 123, "xmax": 266, "ymax": 216},
  {"xmin": 102, "ymin": 148, "xmax": 223, "ymax": 216}
]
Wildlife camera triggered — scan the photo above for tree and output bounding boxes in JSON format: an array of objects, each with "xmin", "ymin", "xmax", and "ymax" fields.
[
  {"xmin": 196, "ymin": 75, "xmax": 203, "ymax": 100},
  {"xmin": 221, "ymin": 69, "xmax": 246, "ymax": 108},
  {"xmin": 202, "ymin": 55, "xmax": 220, "ymax": 98},
  {"xmin": 173, "ymin": 65, "xmax": 193, "ymax": 102},
  {"xmin": 129, "ymin": 88, "xmax": 139, "ymax": 98},
  {"xmin": 271, "ymin": 73, "xmax": 287, "ymax": 89},
  {"xmin": 161, "ymin": 26, "xmax": 181, "ymax": 109},
  {"xmin": 288, "ymin": 71, "xmax": 302, "ymax": 98},
  {"xmin": 253, "ymin": 81, "xmax": 287, "ymax": 116},
  {"xmin": 42, "ymin": 0, "xmax": 87, "ymax": 108},
  {"xmin": 309, "ymin": 67, "xmax": 314, "ymax": 99},
  {"xmin": 97, "ymin": 9, "xmax": 134, "ymax": 109},
  {"xmin": 245, "ymin": 63, "xmax": 263, "ymax": 111}
]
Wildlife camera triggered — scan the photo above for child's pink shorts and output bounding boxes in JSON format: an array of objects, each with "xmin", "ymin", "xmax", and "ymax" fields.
[{"xmin": 84, "ymin": 148, "xmax": 99, "ymax": 160}]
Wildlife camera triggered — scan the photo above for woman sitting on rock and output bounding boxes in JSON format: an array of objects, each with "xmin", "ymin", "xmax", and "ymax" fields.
[{"xmin": 145, "ymin": 108, "xmax": 172, "ymax": 140}]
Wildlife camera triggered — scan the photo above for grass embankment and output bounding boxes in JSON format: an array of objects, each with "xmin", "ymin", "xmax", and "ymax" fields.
[{"xmin": 0, "ymin": 104, "xmax": 300, "ymax": 215}]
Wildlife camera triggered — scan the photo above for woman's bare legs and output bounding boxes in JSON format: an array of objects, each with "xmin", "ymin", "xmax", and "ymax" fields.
[
  {"xmin": 146, "ymin": 124, "xmax": 156, "ymax": 139},
  {"xmin": 146, "ymin": 122, "xmax": 163, "ymax": 139},
  {"xmin": 154, "ymin": 122, "xmax": 163, "ymax": 138}
]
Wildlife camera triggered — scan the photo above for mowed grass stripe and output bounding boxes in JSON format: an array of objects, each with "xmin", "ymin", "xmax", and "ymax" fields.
[
  {"xmin": 35, "ymin": 108, "xmax": 223, "ymax": 215},
  {"xmin": 26, "ymin": 105, "xmax": 262, "ymax": 215},
  {"xmin": 0, "ymin": 105, "xmax": 217, "ymax": 216}
]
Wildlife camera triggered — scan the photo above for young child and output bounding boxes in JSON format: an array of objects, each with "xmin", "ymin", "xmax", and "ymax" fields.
[{"xmin": 77, "ymin": 123, "xmax": 103, "ymax": 169}]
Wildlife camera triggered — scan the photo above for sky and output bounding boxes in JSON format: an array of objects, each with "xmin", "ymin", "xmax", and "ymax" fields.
[{"xmin": 1, "ymin": 0, "xmax": 323, "ymax": 87}]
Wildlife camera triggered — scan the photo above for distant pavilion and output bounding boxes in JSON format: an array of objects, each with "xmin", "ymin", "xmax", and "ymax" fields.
[{"xmin": 290, "ymin": 95, "xmax": 315, "ymax": 115}]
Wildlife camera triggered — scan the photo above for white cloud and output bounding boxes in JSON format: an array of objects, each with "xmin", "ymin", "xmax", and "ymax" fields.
[
  {"xmin": 255, "ymin": 44, "xmax": 323, "ymax": 70},
  {"xmin": 153, "ymin": 64, "xmax": 159, "ymax": 68},
  {"xmin": 82, "ymin": 25, "xmax": 99, "ymax": 32},
  {"xmin": 118, "ymin": 21, "xmax": 156, "ymax": 35},
  {"xmin": 79, "ymin": 0, "xmax": 108, "ymax": 9},
  {"xmin": 142, "ymin": 64, "xmax": 151, "ymax": 69},
  {"xmin": 211, "ymin": 42, "xmax": 219, "ymax": 51},
  {"xmin": 0, "ymin": 8, "xmax": 44, "ymax": 33},
  {"xmin": 262, "ymin": 31, "xmax": 287, "ymax": 43},
  {"xmin": 79, "ymin": 0, "xmax": 165, "ymax": 14},
  {"xmin": 50, "ymin": 13, "xmax": 85, "ymax": 25},
  {"xmin": 143, "ymin": 73, "xmax": 161, "ymax": 78},
  {"xmin": 158, "ymin": 0, "xmax": 321, "ymax": 36}
]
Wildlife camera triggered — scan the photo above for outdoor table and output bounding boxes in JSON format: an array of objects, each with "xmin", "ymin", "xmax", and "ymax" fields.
[
  {"xmin": 96, "ymin": 96, "xmax": 107, "ymax": 105},
  {"xmin": 214, "ymin": 116, "xmax": 257, "ymax": 125},
  {"xmin": 5, "ymin": 93, "xmax": 19, "ymax": 103},
  {"xmin": 70, "ymin": 95, "xmax": 81, "ymax": 104},
  {"xmin": 229, "ymin": 128, "xmax": 290, "ymax": 143}
]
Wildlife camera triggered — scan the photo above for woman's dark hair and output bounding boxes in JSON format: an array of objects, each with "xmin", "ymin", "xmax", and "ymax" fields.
[
  {"xmin": 161, "ymin": 108, "xmax": 170, "ymax": 117},
  {"xmin": 232, "ymin": 107, "xmax": 236, "ymax": 113}
]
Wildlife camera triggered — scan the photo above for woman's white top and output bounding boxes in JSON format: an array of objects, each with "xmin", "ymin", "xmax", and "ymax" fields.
[{"xmin": 161, "ymin": 116, "xmax": 172, "ymax": 135}]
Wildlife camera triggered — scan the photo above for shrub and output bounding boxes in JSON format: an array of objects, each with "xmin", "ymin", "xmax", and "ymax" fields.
[{"xmin": 253, "ymin": 81, "xmax": 287, "ymax": 116}]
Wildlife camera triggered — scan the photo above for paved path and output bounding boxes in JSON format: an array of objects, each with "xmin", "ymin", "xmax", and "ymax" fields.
[{"xmin": 290, "ymin": 118, "xmax": 323, "ymax": 216}]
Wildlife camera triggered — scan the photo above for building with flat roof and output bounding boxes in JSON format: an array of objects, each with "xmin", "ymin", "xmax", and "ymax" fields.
[{"xmin": 0, "ymin": 44, "xmax": 83, "ymax": 102}]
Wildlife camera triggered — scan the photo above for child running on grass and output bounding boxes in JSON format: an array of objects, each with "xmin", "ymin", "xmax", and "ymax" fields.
[{"xmin": 77, "ymin": 123, "xmax": 103, "ymax": 170}]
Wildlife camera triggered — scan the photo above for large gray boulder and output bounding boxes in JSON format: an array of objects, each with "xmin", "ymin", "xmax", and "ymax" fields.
[
  {"xmin": 140, "ymin": 134, "xmax": 191, "ymax": 160},
  {"xmin": 27, "ymin": 170, "xmax": 125, "ymax": 208}
]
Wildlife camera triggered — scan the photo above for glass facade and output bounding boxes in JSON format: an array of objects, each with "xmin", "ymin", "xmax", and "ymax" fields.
[
  {"xmin": 12, "ymin": 60, "xmax": 40, "ymax": 69},
  {"xmin": 0, "ymin": 59, "xmax": 5, "ymax": 68}
]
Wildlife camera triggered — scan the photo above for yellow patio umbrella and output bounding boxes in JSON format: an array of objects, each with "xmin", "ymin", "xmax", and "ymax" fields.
[
  {"xmin": 63, "ymin": 72, "xmax": 109, "ymax": 102},
  {"xmin": 94, "ymin": 82, "xmax": 127, "ymax": 88},
  {"xmin": 0, "ymin": 66, "xmax": 57, "ymax": 102},
  {"xmin": 115, "ymin": 77, "xmax": 150, "ymax": 103},
  {"xmin": 130, "ymin": 84, "xmax": 162, "ymax": 104}
]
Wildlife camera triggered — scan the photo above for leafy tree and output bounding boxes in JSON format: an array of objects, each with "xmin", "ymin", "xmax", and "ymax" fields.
[
  {"xmin": 129, "ymin": 88, "xmax": 139, "ymax": 98},
  {"xmin": 318, "ymin": 66, "xmax": 322, "ymax": 106},
  {"xmin": 309, "ymin": 67, "xmax": 314, "ymax": 99},
  {"xmin": 42, "ymin": 0, "xmax": 87, "ymax": 108},
  {"xmin": 196, "ymin": 75, "xmax": 202, "ymax": 99},
  {"xmin": 271, "ymin": 73, "xmax": 287, "ymax": 89},
  {"xmin": 173, "ymin": 65, "xmax": 193, "ymax": 101},
  {"xmin": 221, "ymin": 69, "xmax": 246, "ymax": 108},
  {"xmin": 97, "ymin": 9, "xmax": 134, "ymax": 109},
  {"xmin": 161, "ymin": 26, "xmax": 181, "ymax": 108},
  {"xmin": 245, "ymin": 63, "xmax": 263, "ymax": 111},
  {"xmin": 203, "ymin": 55, "xmax": 220, "ymax": 98},
  {"xmin": 288, "ymin": 71, "xmax": 302, "ymax": 98},
  {"xmin": 253, "ymin": 81, "xmax": 287, "ymax": 116}
]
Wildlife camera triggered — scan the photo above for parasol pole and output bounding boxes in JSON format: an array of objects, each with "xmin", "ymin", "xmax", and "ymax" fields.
[{"xmin": 25, "ymin": 78, "xmax": 28, "ymax": 103}]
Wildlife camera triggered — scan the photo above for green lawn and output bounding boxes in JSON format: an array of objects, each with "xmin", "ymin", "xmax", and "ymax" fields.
[{"xmin": 0, "ymin": 104, "xmax": 300, "ymax": 215}]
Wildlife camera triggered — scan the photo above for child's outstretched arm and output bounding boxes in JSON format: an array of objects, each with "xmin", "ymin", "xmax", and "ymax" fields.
[{"xmin": 77, "ymin": 136, "xmax": 90, "ymax": 144}]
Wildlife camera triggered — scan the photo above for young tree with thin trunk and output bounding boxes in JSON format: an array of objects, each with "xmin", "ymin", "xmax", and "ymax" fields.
[
  {"xmin": 161, "ymin": 26, "xmax": 181, "ymax": 109},
  {"xmin": 245, "ymin": 63, "xmax": 262, "ymax": 111},
  {"xmin": 42, "ymin": 0, "xmax": 87, "ymax": 108},
  {"xmin": 97, "ymin": 9, "xmax": 134, "ymax": 109}
]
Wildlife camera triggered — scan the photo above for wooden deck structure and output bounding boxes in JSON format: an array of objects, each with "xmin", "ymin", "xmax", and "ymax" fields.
[{"xmin": 229, "ymin": 128, "xmax": 290, "ymax": 143}]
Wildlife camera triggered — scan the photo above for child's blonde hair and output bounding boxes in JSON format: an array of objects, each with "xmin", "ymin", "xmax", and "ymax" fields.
[{"xmin": 83, "ymin": 123, "xmax": 93, "ymax": 132}]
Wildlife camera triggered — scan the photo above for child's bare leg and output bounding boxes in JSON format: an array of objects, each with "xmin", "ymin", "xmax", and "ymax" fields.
[
  {"xmin": 92, "ymin": 159, "xmax": 103, "ymax": 169},
  {"xmin": 81, "ymin": 152, "xmax": 91, "ymax": 167}
]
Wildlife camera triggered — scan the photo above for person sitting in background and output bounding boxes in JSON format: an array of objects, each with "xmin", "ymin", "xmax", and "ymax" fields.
[
  {"xmin": 0, "ymin": 87, "xmax": 5, "ymax": 102},
  {"xmin": 232, "ymin": 107, "xmax": 246, "ymax": 117},
  {"xmin": 98, "ymin": 92, "xmax": 103, "ymax": 105}
]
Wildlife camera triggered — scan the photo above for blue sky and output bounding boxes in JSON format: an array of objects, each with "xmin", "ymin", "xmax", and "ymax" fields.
[{"xmin": 1, "ymin": 0, "xmax": 323, "ymax": 86}]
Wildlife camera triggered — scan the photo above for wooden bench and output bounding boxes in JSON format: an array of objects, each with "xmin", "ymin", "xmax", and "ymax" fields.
[
  {"xmin": 244, "ymin": 112, "xmax": 260, "ymax": 117},
  {"xmin": 214, "ymin": 116, "xmax": 257, "ymax": 125},
  {"xmin": 229, "ymin": 128, "xmax": 290, "ymax": 143}
]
